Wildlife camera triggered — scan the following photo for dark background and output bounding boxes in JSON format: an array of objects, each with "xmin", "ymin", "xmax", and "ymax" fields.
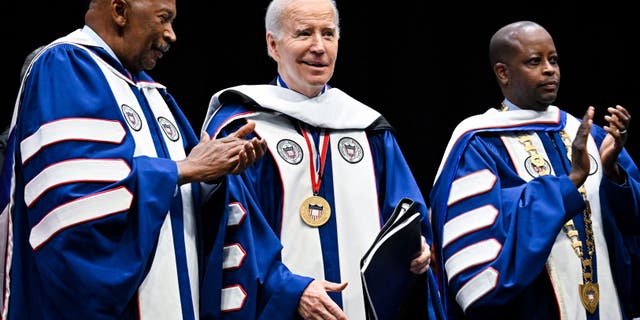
[{"xmin": 6, "ymin": 1, "xmax": 638, "ymax": 199}]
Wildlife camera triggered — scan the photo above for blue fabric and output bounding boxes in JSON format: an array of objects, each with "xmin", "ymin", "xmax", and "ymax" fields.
[
  {"xmin": 429, "ymin": 109, "xmax": 640, "ymax": 319},
  {"xmin": 1, "ymin": 41, "xmax": 200, "ymax": 319},
  {"xmin": 200, "ymin": 92, "xmax": 445, "ymax": 319}
]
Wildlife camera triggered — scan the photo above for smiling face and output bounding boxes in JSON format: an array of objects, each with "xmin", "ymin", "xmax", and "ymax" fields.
[
  {"xmin": 493, "ymin": 23, "xmax": 560, "ymax": 111},
  {"xmin": 266, "ymin": 0, "xmax": 338, "ymax": 97},
  {"xmin": 121, "ymin": 0, "xmax": 177, "ymax": 72}
]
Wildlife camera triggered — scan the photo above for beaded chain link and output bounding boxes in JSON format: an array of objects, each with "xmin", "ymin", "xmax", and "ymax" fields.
[{"xmin": 502, "ymin": 103, "xmax": 599, "ymax": 313}]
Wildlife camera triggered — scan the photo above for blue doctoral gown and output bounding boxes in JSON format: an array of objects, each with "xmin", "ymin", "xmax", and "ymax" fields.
[
  {"xmin": 199, "ymin": 85, "xmax": 444, "ymax": 319},
  {"xmin": 0, "ymin": 29, "xmax": 201, "ymax": 319},
  {"xmin": 429, "ymin": 106, "xmax": 640, "ymax": 319}
]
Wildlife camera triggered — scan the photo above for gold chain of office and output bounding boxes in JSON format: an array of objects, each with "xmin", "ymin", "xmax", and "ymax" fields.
[{"xmin": 500, "ymin": 103, "xmax": 599, "ymax": 314}]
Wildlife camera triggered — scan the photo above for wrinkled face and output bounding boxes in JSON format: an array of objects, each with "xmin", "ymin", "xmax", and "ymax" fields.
[
  {"xmin": 123, "ymin": 0, "xmax": 177, "ymax": 72},
  {"xmin": 504, "ymin": 27, "xmax": 560, "ymax": 110},
  {"xmin": 267, "ymin": 0, "xmax": 338, "ymax": 97}
]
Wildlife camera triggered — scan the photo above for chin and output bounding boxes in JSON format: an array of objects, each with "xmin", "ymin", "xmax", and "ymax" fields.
[
  {"xmin": 540, "ymin": 95, "xmax": 557, "ymax": 105},
  {"xmin": 307, "ymin": 71, "xmax": 332, "ymax": 80},
  {"xmin": 302, "ymin": 80, "xmax": 326, "ymax": 89},
  {"xmin": 142, "ymin": 61, "xmax": 158, "ymax": 71}
]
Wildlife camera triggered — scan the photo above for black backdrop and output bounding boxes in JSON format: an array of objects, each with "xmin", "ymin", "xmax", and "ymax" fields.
[{"xmin": 6, "ymin": 1, "xmax": 638, "ymax": 199}]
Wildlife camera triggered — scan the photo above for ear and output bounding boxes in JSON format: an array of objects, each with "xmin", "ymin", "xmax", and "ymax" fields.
[
  {"xmin": 494, "ymin": 62, "xmax": 509, "ymax": 87},
  {"xmin": 111, "ymin": 0, "xmax": 128, "ymax": 27},
  {"xmin": 266, "ymin": 31, "xmax": 279, "ymax": 61}
]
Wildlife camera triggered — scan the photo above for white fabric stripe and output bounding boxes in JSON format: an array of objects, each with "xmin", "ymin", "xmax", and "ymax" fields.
[
  {"xmin": 24, "ymin": 159, "xmax": 130, "ymax": 207},
  {"xmin": 1, "ymin": 202, "xmax": 13, "ymax": 320},
  {"xmin": 257, "ymin": 116, "xmax": 378, "ymax": 320},
  {"xmin": 223, "ymin": 244, "xmax": 246, "ymax": 269},
  {"xmin": 500, "ymin": 133, "xmax": 557, "ymax": 181},
  {"xmin": 143, "ymin": 87, "xmax": 199, "ymax": 317},
  {"xmin": 221, "ymin": 285, "xmax": 247, "ymax": 312},
  {"xmin": 448, "ymin": 169, "xmax": 496, "ymax": 206},
  {"xmin": 545, "ymin": 233, "xmax": 584, "ymax": 320},
  {"xmin": 253, "ymin": 115, "xmax": 325, "ymax": 280},
  {"xmin": 205, "ymin": 85, "xmax": 381, "ymax": 130},
  {"xmin": 82, "ymin": 44, "xmax": 197, "ymax": 318},
  {"xmin": 142, "ymin": 88, "xmax": 186, "ymax": 161},
  {"xmin": 29, "ymin": 187, "xmax": 133, "ymax": 249},
  {"xmin": 434, "ymin": 106, "xmax": 561, "ymax": 181},
  {"xmin": 90, "ymin": 47, "xmax": 157, "ymax": 159},
  {"xmin": 443, "ymin": 205, "xmax": 498, "ymax": 248},
  {"xmin": 499, "ymin": 116, "xmax": 621, "ymax": 318},
  {"xmin": 1, "ymin": 115, "xmax": 19, "ymax": 318},
  {"xmin": 49, "ymin": 31, "xmax": 138, "ymax": 85},
  {"xmin": 0, "ymin": 205, "xmax": 7, "ymax": 287},
  {"xmin": 243, "ymin": 113, "xmax": 379, "ymax": 320},
  {"xmin": 178, "ymin": 183, "xmax": 198, "ymax": 319},
  {"xmin": 331, "ymin": 131, "xmax": 378, "ymax": 320},
  {"xmin": 445, "ymin": 239, "xmax": 501, "ymax": 282},
  {"xmin": 20, "ymin": 119, "xmax": 125, "ymax": 164},
  {"xmin": 227, "ymin": 203, "xmax": 246, "ymax": 227},
  {"xmin": 456, "ymin": 267, "xmax": 499, "ymax": 312},
  {"xmin": 551, "ymin": 118, "xmax": 620, "ymax": 319},
  {"xmin": 502, "ymin": 131, "xmax": 585, "ymax": 319},
  {"xmin": 91, "ymin": 53, "xmax": 184, "ymax": 319},
  {"xmin": 138, "ymin": 215, "xmax": 181, "ymax": 320},
  {"xmin": 566, "ymin": 119, "xmax": 621, "ymax": 319}
]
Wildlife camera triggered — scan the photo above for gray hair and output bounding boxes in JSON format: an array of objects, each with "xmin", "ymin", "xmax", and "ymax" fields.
[{"xmin": 264, "ymin": 0, "xmax": 340, "ymax": 40}]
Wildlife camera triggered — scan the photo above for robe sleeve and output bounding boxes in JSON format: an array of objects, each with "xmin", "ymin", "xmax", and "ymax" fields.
[
  {"xmin": 200, "ymin": 114, "xmax": 311, "ymax": 320},
  {"xmin": 433, "ymin": 134, "xmax": 585, "ymax": 316},
  {"xmin": 10, "ymin": 43, "xmax": 184, "ymax": 318},
  {"xmin": 592, "ymin": 126, "xmax": 640, "ymax": 316}
]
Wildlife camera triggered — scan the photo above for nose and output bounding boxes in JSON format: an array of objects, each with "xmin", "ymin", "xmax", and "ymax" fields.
[
  {"xmin": 309, "ymin": 33, "xmax": 325, "ymax": 53},
  {"xmin": 165, "ymin": 24, "xmax": 177, "ymax": 43},
  {"xmin": 542, "ymin": 59, "xmax": 557, "ymax": 75}
]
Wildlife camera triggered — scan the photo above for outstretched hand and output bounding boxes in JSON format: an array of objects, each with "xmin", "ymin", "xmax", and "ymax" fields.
[
  {"xmin": 177, "ymin": 121, "xmax": 267, "ymax": 184},
  {"xmin": 600, "ymin": 105, "xmax": 631, "ymax": 183},
  {"xmin": 298, "ymin": 280, "xmax": 348, "ymax": 320}
]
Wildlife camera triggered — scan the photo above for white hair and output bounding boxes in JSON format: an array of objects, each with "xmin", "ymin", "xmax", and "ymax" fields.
[{"xmin": 264, "ymin": 0, "xmax": 340, "ymax": 40}]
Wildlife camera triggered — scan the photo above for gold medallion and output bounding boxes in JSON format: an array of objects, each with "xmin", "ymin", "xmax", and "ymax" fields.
[
  {"xmin": 579, "ymin": 282, "xmax": 599, "ymax": 314},
  {"xmin": 517, "ymin": 129, "xmax": 601, "ymax": 315},
  {"xmin": 299, "ymin": 195, "xmax": 331, "ymax": 227}
]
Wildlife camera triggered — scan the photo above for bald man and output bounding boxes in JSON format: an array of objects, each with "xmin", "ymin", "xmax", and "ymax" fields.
[{"xmin": 430, "ymin": 21, "xmax": 639, "ymax": 319}]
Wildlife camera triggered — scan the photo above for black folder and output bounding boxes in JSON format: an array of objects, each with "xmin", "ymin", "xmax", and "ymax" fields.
[{"xmin": 360, "ymin": 198, "xmax": 423, "ymax": 320}]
